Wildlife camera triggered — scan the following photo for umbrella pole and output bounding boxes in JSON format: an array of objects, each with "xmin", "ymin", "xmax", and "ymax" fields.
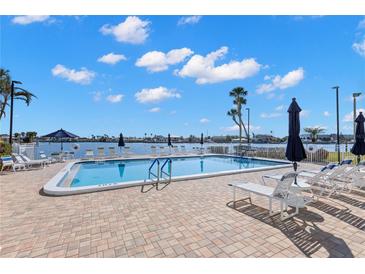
[{"xmin": 293, "ymin": 161, "xmax": 298, "ymax": 185}]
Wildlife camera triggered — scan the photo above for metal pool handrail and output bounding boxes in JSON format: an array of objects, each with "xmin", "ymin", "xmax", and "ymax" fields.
[
  {"xmin": 160, "ymin": 158, "xmax": 172, "ymax": 181},
  {"xmin": 148, "ymin": 158, "xmax": 160, "ymax": 181}
]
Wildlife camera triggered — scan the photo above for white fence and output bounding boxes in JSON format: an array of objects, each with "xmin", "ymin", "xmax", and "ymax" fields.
[
  {"xmin": 207, "ymin": 145, "xmax": 364, "ymax": 165},
  {"xmin": 12, "ymin": 143, "xmax": 37, "ymax": 160}
]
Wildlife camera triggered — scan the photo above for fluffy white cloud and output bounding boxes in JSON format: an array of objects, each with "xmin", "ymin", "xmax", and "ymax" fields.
[
  {"xmin": 343, "ymin": 108, "xmax": 365, "ymax": 122},
  {"xmin": 135, "ymin": 86, "xmax": 181, "ymax": 103},
  {"xmin": 352, "ymin": 38, "xmax": 365, "ymax": 57},
  {"xmin": 176, "ymin": 46, "xmax": 261, "ymax": 84},
  {"xmin": 260, "ymin": 112, "xmax": 282, "ymax": 119},
  {"xmin": 257, "ymin": 67, "xmax": 305, "ymax": 94},
  {"xmin": 97, "ymin": 53, "xmax": 126, "ymax": 65},
  {"xmin": 323, "ymin": 111, "xmax": 330, "ymax": 117},
  {"xmin": 100, "ymin": 16, "xmax": 150, "ymax": 44},
  {"xmin": 178, "ymin": 16, "xmax": 202, "ymax": 26},
  {"xmin": 275, "ymin": 105, "xmax": 285, "ymax": 111},
  {"xmin": 221, "ymin": 124, "xmax": 261, "ymax": 132},
  {"xmin": 51, "ymin": 64, "xmax": 95, "ymax": 85},
  {"xmin": 106, "ymin": 94, "xmax": 124, "ymax": 103},
  {"xmin": 136, "ymin": 48, "xmax": 193, "ymax": 72},
  {"xmin": 12, "ymin": 16, "xmax": 51, "ymax": 25},
  {"xmin": 200, "ymin": 118, "xmax": 210, "ymax": 123},
  {"xmin": 149, "ymin": 107, "xmax": 161, "ymax": 113}
]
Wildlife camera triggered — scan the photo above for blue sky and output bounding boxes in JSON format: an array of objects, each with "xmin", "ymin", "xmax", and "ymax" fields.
[{"xmin": 1, "ymin": 15, "xmax": 364, "ymax": 138}]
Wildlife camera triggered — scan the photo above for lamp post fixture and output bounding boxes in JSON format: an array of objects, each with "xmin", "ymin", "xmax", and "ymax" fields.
[
  {"xmin": 9, "ymin": 80, "xmax": 22, "ymax": 145},
  {"xmin": 353, "ymin": 92, "xmax": 362, "ymax": 141},
  {"xmin": 246, "ymin": 108, "xmax": 250, "ymax": 144},
  {"xmin": 332, "ymin": 86, "xmax": 341, "ymax": 164}
]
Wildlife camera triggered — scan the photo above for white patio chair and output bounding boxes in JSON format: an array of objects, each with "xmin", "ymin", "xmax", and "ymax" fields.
[
  {"xmin": 180, "ymin": 145, "xmax": 186, "ymax": 155},
  {"xmin": 1, "ymin": 156, "xmax": 26, "ymax": 172},
  {"xmin": 230, "ymin": 172, "xmax": 312, "ymax": 221}
]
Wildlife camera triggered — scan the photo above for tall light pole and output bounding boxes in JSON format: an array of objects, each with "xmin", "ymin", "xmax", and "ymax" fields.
[
  {"xmin": 353, "ymin": 92, "xmax": 362, "ymax": 142},
  {"xmin": 332, "ymin": 86, "xmax": 340, "ymax": 163},
  {"xmin": 246, "ymin": 108, "xmax": 250, "ymax": 144},
  {"xmin": 9, "ymin": 80, "xmax": 22, "ymax": 144}
]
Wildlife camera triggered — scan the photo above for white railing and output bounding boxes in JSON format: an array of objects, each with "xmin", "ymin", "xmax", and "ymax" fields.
[
  {"xmin": 207, "ymin": 145, "xmax": 364, "ymax": 165},
  {"xmin": 12, "ymin": 143, "xmax": 37, "ymax": 160}
]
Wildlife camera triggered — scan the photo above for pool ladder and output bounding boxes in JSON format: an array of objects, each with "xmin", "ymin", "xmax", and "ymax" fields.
[{"xmin": 141, "ymin": 158, "xmax": 172, "ymax": 192}]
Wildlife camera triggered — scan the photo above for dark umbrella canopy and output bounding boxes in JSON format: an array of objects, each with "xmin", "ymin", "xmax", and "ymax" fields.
[
  {"xmin": 167, "ymin": 134, "xmax": 172, "ymax": 147},
  {"xmin": 118, "ymin": 133, "xmax": 125, "ymax": 147},
  {"xmin": 351, "ymin": 112, "xmax": 365, "ymax": 163},
  {"xmin": 42, "ymin": 128, "xmax": 78, "ymax": 139},
  {"xmin": 285, "ymin": 98, "xmax": 307, "ymax": 171},
  {"xmin": 42, "ymin": 128, "xmax": 78, "ymax": 151},
  {"xmin": 200, "ymin": 133, "xmax": 204, "ymax": 146}
]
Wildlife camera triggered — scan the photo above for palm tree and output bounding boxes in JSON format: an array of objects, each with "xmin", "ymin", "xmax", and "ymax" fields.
[
  {"xmin": 0, "ymin": 68, "xmax": 36, "ymax": 120},
  {"xmin": 227, "ymin": 87, "xmax": 249, "ymax": 144},
  {"xmin": 304, "ymin": 126, "xmax": 326, "ymax": 143}
]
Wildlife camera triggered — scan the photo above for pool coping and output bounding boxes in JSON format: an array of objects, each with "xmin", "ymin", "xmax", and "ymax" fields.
[{"xmin": 43, "ymin": 154, "xmax": 293, "ymax": 196}]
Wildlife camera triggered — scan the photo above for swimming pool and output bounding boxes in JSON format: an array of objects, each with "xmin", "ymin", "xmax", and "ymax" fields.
[{"xmin": 43, "ymin": 154, "xmax": 291, "ymax": 195}]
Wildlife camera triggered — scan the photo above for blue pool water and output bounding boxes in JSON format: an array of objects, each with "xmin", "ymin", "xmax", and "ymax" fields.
[{"xmin": 69, "ymin": 156, "xmax": 286, "ymax": 187}]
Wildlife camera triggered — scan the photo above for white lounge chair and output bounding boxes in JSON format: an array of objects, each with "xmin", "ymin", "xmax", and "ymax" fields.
[
  {"xmin": 20, "ymin": 154, "xmax": 48, "ymax": 167},
  {"xmin": 159, "ymin": 146, "xmax": 166, "ymax": 156},
  {"xmin": 13, "ymin": 154, "xmax": 46, "ymax": 168},
  {"xmin": 1, "ymin": 156, "xmax": 26, "ymax": 172},
  {"xmin": 50, "ymin": 152, "xmax": 63, "ymax": 162},
  {"xmin": 108, "ymin": 147, "xmax": 117, "ymax": 158},
  {"xmin": 97, "ymin": 147, "xmax": 105, "ymax": 158},
  {"xmin": 351, "ymin": 173, "xmax": 365, "ymax": 189},
  {"xmin": 85, "ymin": 149, "xmax": 94, "ymax": 159},
  {"xmin": 39, "ymin": 152, "xmax": 55, "ymax": 164},
  {"xmin": 229, "ymin": 172, "xmax": 312, "ymax": 221},
  {"xmin": 150, "ymin": 146, "xmax": 157, "ymax": 156},
  {"xmin": 299, "ymin": 164, "xmax": 353, "ymax": 197}
]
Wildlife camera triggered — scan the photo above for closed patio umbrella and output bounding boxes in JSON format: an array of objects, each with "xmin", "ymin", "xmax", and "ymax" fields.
[
  {"xmin": 118, "ymin": 133, "xmax": 125, "ymax": 147},
  {"xmin": 285, "ymin": 98, "xmax": 307, "ymax": 172},
  {"xmin": 118, "ymin": 133, "xmax": 125, "ymax": 155},
  {"xmin": 167, "ymin": 134, "xmax": 172, "ymax": 147},
  {"xmin": 42, "ymin": 128, "xmax": 78, "ymax": 152},
  {"xmin": 351, "ymin": 112, "xmax": 365, "ymax": 164},
  {"xmin": 200, "ymin": 133, "xmax": 204, "ymax": 147}
]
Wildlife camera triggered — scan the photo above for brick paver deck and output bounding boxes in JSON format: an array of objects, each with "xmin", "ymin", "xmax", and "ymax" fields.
[{"xmin": 1, "ymin": 161, "xmax": 364, "ymax": 258}]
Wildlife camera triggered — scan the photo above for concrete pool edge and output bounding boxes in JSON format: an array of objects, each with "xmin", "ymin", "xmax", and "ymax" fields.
[{"xmin": 43, "ymin": 154, "xmax": 293, "ymax": 196}]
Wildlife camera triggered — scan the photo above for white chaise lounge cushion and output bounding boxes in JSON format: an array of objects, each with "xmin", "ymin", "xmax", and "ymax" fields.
[{"xmin": 231, "ymin": 182, "xmax": 275, "ymax": 197}]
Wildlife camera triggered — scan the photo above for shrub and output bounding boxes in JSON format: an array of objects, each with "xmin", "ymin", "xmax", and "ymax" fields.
[
  {"xmin": 0, "ymin": 141, "xmax": 12, "ymax": 170},
  {"xmin": 0, "ymin": 141, "xmax": 12, "ymax": 157}
]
